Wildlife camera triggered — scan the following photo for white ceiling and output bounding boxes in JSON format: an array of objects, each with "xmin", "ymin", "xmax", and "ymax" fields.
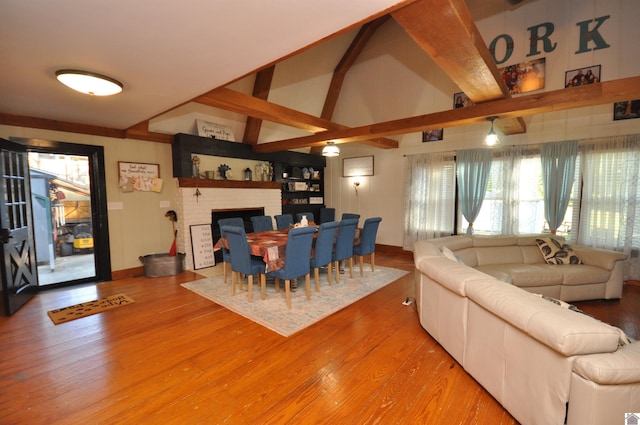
[
  {"xmin": 1, "ymin": 0, "xmax": 410, "ymax": 129},
  {"xmin": 0, "ymin": 0, "xmax": 522, "ymax": 134}
]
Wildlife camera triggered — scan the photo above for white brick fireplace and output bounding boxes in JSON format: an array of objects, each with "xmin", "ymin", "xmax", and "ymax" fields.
[{"xmin": 174, "ymin": 183, "xmax": 282, "ymax": 270}]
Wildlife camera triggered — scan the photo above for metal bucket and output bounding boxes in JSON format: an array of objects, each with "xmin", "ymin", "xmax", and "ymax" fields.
[{"xmin": 139, "ymin": 253, "xmax": 185, "ymax": 277}]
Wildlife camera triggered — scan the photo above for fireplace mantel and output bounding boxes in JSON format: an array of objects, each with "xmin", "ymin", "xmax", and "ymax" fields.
[{"xmin": 177, "ymin": 177, "xmax": 280, "ymax": 190}]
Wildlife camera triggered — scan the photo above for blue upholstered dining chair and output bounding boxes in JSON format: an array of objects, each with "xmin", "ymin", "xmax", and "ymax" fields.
[
  {"xmin": 341, "ymin": 213, "xmax": 360, "ymax": 226},
  {"xmin": 250, "ymin": 215, "xmax": 274, "ymax": 233},
  {"xmin": 296, "ymin": 212, "xmax": 314, "ymax": 224},
  {"xmin": 274, "ymin": 214, "xmax": 293, "ymax": 230},
  {"xmin": 353, "ymin": 217, "xmax": 382, "ymax": 276},
  {"xmin": 319, "ymin": 207, "xmax": 335, "ymax": 224},
  {"xmin": 218, "ymin": 217, "xmax": 244, "ymax": 284},
  {"xmin": 267, "ymin": 226, "xmax": 316, "ymax": 309},
  {"xmin": 221, "ymin": 225, "xmax": 267, "ymax": 302},
  {"xmin": 331, "ymin": 218, "xmax": 359, "ymax": 283},
  {"xmin": 309, "ymin": 221, "xmax": 340, "ymax": 290}
]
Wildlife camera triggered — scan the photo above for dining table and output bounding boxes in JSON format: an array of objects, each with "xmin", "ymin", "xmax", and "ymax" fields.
[
  {"xmin": 214, "ymin": 225, "xmax": 360, "ymax": 273},
  {"xmin": 214, "ymin": 228, "xmax": 304, "ymax": 272}
]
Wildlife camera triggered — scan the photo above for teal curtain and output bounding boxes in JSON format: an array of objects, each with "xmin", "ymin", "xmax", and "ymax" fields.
[
  {"xmin": 540, "ymin": 140, "xmax": 578, "ymax": 233},
  {"xmin": 456, "ymin": 149, "xmax": 493, "ymax": 234}
]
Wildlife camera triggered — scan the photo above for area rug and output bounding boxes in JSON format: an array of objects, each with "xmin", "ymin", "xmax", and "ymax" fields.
[
  {"xmin": 182, "ymin": 265, "xmax": 408, "ymax": 337},
  {"xmin": 47, "ymin": 293, "xmax": 134, "ymax": 325}
]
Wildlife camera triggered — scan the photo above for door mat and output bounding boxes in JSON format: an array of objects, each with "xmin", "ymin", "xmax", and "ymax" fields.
[{"xmin": 47, "ymin": 293, "xmax": 134, "ymax": 325}]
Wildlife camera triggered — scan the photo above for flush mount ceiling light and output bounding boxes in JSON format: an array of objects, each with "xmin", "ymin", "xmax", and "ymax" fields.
[
  {"xmin": 55, "ymin": 69, "xmax": 123, "ymax": 96},
  {"xmin": 485, "ymin": 116, "xmax": 500, "ymax": 146},
  {"xmin": 321, "ymin": 141, "xmax": 340, "ymax": 157}
]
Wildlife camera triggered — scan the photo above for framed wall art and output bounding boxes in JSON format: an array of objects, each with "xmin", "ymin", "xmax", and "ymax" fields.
[
  {"xmin": 614, "ymin": 100, "xmax": 640, "ymax": 121},
  {"xmin": 343, "ymin": 155, "xmax": 374, "ymax": 177},
  {"xmin": 499, "ymin": 57, "xmax": 545, "ymax": 95},
  {"xmin": 422, "ymin": 129, "xmax": 444, "ymax": 142},
  {"xmin": 565, "ymin": 65, "xmax": 600, "ymax": 87}
]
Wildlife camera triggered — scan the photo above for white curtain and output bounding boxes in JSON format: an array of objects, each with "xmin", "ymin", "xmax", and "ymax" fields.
[
  {"xmin": 579, "ymin": 135, "xmax": 640, "ymax": 280},
  {"xmin": 403, "ymin": 153, "xmax": 456, "ymax": 250}
]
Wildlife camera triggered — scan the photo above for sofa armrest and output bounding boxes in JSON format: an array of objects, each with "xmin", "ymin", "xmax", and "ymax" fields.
[
  {"xmin": 572, "ymin": 245, "xmax": 627, "ymax": 270},
  {"xmin": 572, "ymin": 341, "xmax": 640, "ymax": 385}
]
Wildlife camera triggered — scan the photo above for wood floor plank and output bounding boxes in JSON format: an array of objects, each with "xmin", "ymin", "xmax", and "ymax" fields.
[{"xmin": 0, "ymin": 250, "xmax": 636, "ymax": 425}]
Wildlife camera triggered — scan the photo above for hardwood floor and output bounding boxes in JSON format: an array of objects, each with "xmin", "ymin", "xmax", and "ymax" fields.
[{"xmin": 1, "ymin": 248, "xmax": 637, "ymax": 424}]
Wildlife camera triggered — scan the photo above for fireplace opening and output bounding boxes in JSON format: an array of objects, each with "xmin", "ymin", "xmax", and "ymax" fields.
[{"xmin": 211, "ymin": 207, "xmax": 265, "ymax": 263}]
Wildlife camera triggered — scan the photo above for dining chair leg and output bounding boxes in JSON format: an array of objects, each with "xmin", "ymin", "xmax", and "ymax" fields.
[
  {"xmin": 305, "ymin": 274, "xmax": 311, "ymax": 300},
  {"xmin": 313, "ymin": 268, "xmax": 320, "ymax": 292},
  {"xmin": 223, "ymin": 261, "xmax": 229, "ymax": 284},
  {"xmin": 327, "ymin": 262, "xmax": 333, "ymax": 286},
  {"xmin": 247, "ymin": 274, "xmax": 254, "ymax": 302},
  {"xmin": 275, "ymin": 278, "xmax": 280, "ymax": 293},
  {"xmin": 358, "ymin": 255, "xmax": 364, "ymax": 276},
  {"xmin": 348, "ymin": 257, "xmax": 354, "ymax": 278},
  {"xmin": 260, "ymin": 274, "xmax": 266, "ymax": 300},
  {"xmin": 285, "ymin": 279, "xmax": 292, "ymax": 309},
  {"xmin": 371, "ymin": 252, "xmax": 376, "ymax": 272},
  {"xmin": 334, "ymin": 261, "xmax": 340, "ymax": 283}
]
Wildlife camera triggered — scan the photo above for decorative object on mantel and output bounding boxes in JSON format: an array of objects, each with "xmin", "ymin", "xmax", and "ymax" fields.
[
  {"xmin": 192, "ymin": 155, "xmax": 200, "ymax": 178},
  {"xmin": 218, "ymin": 164, "xmax": 231, "ymax": 180},
  {"xmin": 244, "ymin": 167, "xmax": 252, "ymax": 181}
]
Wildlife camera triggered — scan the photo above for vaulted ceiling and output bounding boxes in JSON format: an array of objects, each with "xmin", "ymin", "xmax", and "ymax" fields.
[{"xmin": 2, "ymin": 0, "xmax": 640, "ymax": 151}]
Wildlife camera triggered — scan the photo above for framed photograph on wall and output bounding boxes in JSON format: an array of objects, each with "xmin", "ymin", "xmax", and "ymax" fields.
[
  {"xmin": 613, "ymin": 100, "xmax": 640, "ymax": 120},
  {"xmin": 565, "ymin": 65, "xmax": 601, "ymax": 87},
  {"xmin": 453, "ymin": 92, "xmax": 474, "ymax": 109},
  {"xmin": 499, "ymin": 57, "xmax": 545, "ymax": 94},
  {"xmin": 422, "ymin": 129, "xmax": 444, "ymax": 142},
  {"xmin": 343, "ymin": 155, "xmax": 374, "ymax": 177}
]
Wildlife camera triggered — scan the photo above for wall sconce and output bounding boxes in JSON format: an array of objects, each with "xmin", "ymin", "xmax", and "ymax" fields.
[
  {"xmin": 485, "ymin": 116, "xmax": 500, "ymax": 146},
  {"xmin": 353, "ymin": 180, "xmax": 360, "ymax": 195}
]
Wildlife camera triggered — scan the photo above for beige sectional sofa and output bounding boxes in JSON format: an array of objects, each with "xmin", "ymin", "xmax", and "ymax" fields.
[
  {"xmin": 432, "ymin": 234, "xmax": 627, "ymax": 301},
  {"xmin": 414, "ymin": 235, "xmax": 640, "ymax": 425}
]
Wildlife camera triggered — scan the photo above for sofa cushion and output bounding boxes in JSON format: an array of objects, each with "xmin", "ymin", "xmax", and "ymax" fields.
[
  {"xmin": 475, "ymin": 264, "xmax": 563, "ymax": 287},
  {"xmin": 535, "ymin": 237, "xmax": 583, "ymax": 265},
  {"xmin": 572, "ymin": 341, "xmax": 640, "ymax": 385},
  {"xmin": 539, "ymin": 264, "xmax": 612, "ymax": 286},
  {"xmin": 466, "ymin": 278, "xmax": 620, "ymax": 356}
]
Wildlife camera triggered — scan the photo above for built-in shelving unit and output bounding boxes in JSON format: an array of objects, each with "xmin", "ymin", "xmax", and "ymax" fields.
[{"xmin": 172, "ymin": 133, "xmax": 326, "ymax": 219}]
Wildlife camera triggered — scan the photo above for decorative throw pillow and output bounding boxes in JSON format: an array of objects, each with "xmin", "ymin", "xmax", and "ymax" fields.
[
  {"xmin": 441, "ymin": 246, "xmax": 464, "ymax": 264},
  {"xmin": 535, "ymin": 237, "xmax": 583, "ymax": 265}
]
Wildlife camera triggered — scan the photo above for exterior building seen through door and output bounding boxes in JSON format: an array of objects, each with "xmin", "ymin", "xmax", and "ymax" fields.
[{"xmin": 29, "ymin": 152, "xmax": 96, "ymax": 285}]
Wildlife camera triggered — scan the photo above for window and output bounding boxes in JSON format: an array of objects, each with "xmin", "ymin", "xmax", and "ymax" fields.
[
  {"xmin": 403, "ymin": 153, "xmax": 456, "ymax": 250},
  {"xmin": 457, "ymin": 147, "xmax": 581, "ymax": 240}
]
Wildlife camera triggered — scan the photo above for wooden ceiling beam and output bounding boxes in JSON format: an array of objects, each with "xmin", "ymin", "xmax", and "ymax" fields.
[
  {"xmin": 195, "ymin": 87, "xmax": 398, "ymax": 149},
  {"xmin": 252, "ymin": 76, "xmax": 640, "ymax": 152},
  {"xmin": 392, "ymin": 0, "xmax": 526, "ymax": 135},
  {"xmin": 312, "ymin": 15, "xmax": 391, "ymax": 155},
  {"xmin": 243, "ymin": 65, "xmax": 275, "ymax": 146}
]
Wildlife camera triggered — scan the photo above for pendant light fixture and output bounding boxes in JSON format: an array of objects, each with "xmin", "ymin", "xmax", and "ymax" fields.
[
  {"xmin": 321, "ymin": 141, "xmax": 340, "ymax": 157},
  {"xmin": 55, "ymin": 69, "xmax": 123, "ymax": 96},
  {"xmin": 485, "ymin": 116, "xmax": 500, "ymax": 146}
]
